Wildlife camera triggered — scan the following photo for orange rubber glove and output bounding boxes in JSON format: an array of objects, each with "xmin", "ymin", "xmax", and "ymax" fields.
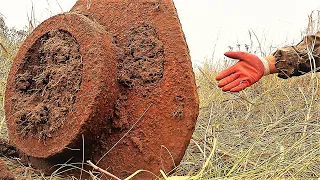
[{"xmin": 216, "ymin": 51, "xmax": 270, "ymax": 92}]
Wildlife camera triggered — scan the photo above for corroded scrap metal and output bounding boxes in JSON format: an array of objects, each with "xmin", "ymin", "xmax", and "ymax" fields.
[
  {"xmin": 5, "ymin": 0, "xmax": 199, "ymax": 179},
  {"xmin": 5, "ymin": 13, "xmax": 119, "ymax": 159}
]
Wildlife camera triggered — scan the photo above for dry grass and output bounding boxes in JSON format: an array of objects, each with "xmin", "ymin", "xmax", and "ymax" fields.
[
  {"xmin": 168, "ymin": 11, "xmax": 320, "ymax": 180},
  {"xmin": 171, "ymin": 64, "xmax": 320, "ymax": 179}
]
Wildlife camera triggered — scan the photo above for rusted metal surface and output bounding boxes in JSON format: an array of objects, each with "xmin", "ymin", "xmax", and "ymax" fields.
[{"xmin": 5, "ymin": 0, "xmax": 199, "ymax": 179}]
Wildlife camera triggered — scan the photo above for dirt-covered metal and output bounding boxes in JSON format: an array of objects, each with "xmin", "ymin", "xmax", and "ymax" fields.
[{"xmin": 5, "ymin": 0, "xmax": 199, "ymax": 179}]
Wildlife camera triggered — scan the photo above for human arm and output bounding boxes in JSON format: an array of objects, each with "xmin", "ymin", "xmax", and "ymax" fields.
[
  {"xmin": 273, "ymin": 32, "xmax": 320, "ymax": 78},
  {"xmin": 215, "ymin": 52, "xmax": 278, "ymax": 92},
  {"xmin": 216, "ymin": 32, "xmax": 320, "ymax": 92}
]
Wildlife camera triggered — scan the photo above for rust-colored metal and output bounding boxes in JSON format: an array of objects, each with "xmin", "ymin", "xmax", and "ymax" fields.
[
  {"xmin": 5, "ymin": 0, "xmax": 199, "ymax": 179},
  {"xmin": 5, "ymin": 13, "xmax": 119, "ymax": 158}
]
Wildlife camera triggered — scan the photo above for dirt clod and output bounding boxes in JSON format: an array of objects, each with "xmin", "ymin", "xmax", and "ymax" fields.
[
  {"xmin": 112, "ymin": 93, "xmax": 129, "ymax": 130},
  {"xmin": 0, "ymin": 139, "xmax": 19, "ymax": 158},
  {"xmin": 0, "ymin": 160, "xmax": 15, "ymax": 180},
  {"xmin": 118, "ymin": 25, "xmax": 164, "ymax": 87},
  {"xmin": 131, "ymin": 137, "xmax": 143, "ymax": 153},
  {"xmin": 12, "ymin": 29, "xmax": 83, "ymax": 141},
  {"xmin": 113, "ymin": 25, "xmax": 165, "ymax": 130},
  {"xmin": 173, "ymin": 95, "xmax": 186, "ymax": 119}
]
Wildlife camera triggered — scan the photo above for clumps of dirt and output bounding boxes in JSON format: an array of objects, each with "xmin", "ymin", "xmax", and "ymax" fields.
[
  {"xmin": 112, "ymin": 25, "xmax": 165, "ymax": 130},
  {"xmin": 131, "ymin": 137, "xmax": 143, "ymax": 153},
  {"xmin": 0, "ymin": 139, "xmax": 19, "ymax": 158},
  {"xmin": 118, "ymin": 25, "xmax": 165, "ymax": 87},
  {"xmin": 0, "ymin": 160, "xmax": 15, "ymax": 180},
  {"xmin": 12, "ymin": 29, "xmax": 83, "ymax": 141},
  {"xmin": 173, "ymin": 95, "xmax": 186, "ymax": 119},
  {"xmin": 110, "ymin": 25, "xmax": 165, "ymax": 130},
  {"xmin": 112, "ymin": 93, "xmax": 129, "ymax": 130}
]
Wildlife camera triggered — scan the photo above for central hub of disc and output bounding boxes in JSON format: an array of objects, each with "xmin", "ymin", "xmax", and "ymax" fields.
[
  {"xmin": 5, "ymin": 13, "xmax": 119, "ymax": 158},
  {"xmin": 14, "ymin": 30, "xmax": 83, "ymax": 141}
]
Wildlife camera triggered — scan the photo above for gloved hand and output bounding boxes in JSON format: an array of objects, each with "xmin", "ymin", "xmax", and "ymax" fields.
[{"xmin": 216, "ymin": 51, "xmax": 270, "ymax": 92}]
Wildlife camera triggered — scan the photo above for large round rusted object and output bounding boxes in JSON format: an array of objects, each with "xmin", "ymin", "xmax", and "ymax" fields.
[
  {"xmin": 5, "ymin": 13, "xmax": 119, "ymax": 158},
  {"xmin": 71, "ymin": 0, "xmax": 199, "ymax": 178},
  {"xmin": 5, "ymin": 0, "xmax": 199, "ymax": 179}
]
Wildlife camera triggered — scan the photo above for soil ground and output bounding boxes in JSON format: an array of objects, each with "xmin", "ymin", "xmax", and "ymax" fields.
[{"xmin": 0, "ymin": 159, "xmax": 15, "ymax": 180}]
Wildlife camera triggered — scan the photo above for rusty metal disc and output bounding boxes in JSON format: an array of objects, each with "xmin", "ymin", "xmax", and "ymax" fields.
[
  {"xmin": 72, "ymin": 0, "xmax": 199, "ymax": 179},
  {"xmin": 5, "ymin": 0, "xmax": 199, "ymax": 179},
  {"xmin": 5, "ymin": 13, "xmax": 119, "ymax": 158}
]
